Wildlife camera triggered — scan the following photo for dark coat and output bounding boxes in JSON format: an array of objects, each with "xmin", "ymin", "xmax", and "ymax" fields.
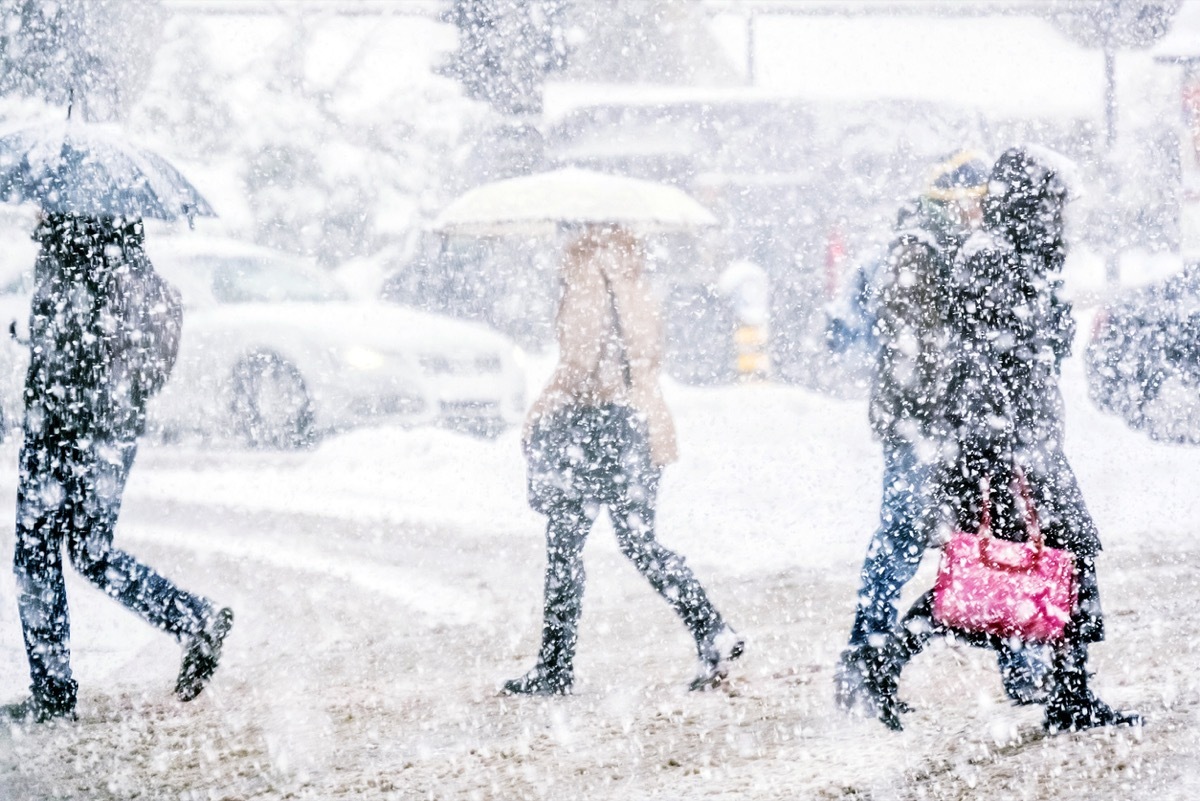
[
  {"xmin": 938, "ymin": 149, "xmax": 1097, "ymax": 556},
  {"xmin": 23, "ymin": 215, "xmax": 182, "ymax": 445},
  {"xmin": 868, "ymin": 198, "xmax": 967, "ymax": 444}
]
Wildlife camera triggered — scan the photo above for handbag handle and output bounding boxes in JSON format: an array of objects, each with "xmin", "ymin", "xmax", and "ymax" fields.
[
  {"xmin": 1011, "ymin": 470, "xmax": 1042, "ymax": 545},
  {"xmin": 977, "ymin": 472, "xmax": 1045, "ymax": 568},
  {"xmin": 600, "ymin": 272, "xmax": 633, "ymax": 390}
]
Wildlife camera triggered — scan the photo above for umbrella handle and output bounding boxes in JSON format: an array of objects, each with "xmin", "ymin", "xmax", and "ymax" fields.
[{"xmin": 9, "ymin": 320, "xmax": 28, "ymax": 346}]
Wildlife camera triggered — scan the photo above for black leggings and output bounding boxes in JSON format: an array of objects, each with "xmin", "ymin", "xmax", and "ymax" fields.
[
  {"xmin": 537, "ymin": 468, "xmax": 723, "ymax": 670},
  {"xmin": 15, "ymin": 436, "xmax": 213, "ymax": 702}
]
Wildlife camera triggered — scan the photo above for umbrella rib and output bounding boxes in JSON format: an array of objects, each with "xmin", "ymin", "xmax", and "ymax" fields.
[{"xmin": 0, "ymin": 123, "xmax": 214, "ymax": 221}]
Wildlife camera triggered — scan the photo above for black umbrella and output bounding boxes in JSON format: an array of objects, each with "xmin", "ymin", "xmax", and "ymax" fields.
[{"xmin": 0, "ymin": 122, "xmax": 217, "ymax": 222}]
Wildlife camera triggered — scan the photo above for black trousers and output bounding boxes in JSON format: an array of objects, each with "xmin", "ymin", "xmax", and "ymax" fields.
[
  {"xmin": 536, "ymin": 466, "xmax": 723, "ymax": 673},
  {"xmin": 14, "ymin": 434, "xmax": 213, "ymax": 705}
]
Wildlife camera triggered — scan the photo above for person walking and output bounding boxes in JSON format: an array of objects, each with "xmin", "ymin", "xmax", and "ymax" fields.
[
  {"xmin": 3, "ymin": 213, "xmax": 233, "ymax": 724},
  {"xmin": 834, "ymin": 151, "xmax": 1051, "ymax": 721},
  {"xmin": 504, "ymin": 225, "xmax": 742, "ymax": 695},
  {"xmin": 876, "ymin": 147, "xmax": 1142, "ymax": 734}
]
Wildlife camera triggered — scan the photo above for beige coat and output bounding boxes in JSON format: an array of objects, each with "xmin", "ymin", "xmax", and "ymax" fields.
[{"xmin": 524, "ymin": 228, "xmax": 679, "ymax": 467}]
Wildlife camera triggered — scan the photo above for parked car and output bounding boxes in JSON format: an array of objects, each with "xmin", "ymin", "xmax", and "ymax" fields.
[
  {"xmin": 0, "ymin": 237, "xmax": 527, "ymax": 447},
  {"xmin": 1086, "ymin": 264, "xmax": 1200, "ymax": 445}
]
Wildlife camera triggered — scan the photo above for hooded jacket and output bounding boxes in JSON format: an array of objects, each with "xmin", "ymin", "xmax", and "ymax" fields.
[
  {"xmin": 941, "ymin": 148, "xmax": 1095, "ymax": 554},
  {"xmin": 944, "ymin": 149, "xmax": 1075, "ymax": 449}
]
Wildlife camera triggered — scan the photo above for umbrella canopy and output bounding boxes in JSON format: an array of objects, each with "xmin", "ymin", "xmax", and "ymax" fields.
[
  {"xmin": 0, "ymin": 122, "xmax": 217, "ymax": 222},
  {"xmin": 433, "ymin": 167, "xmax": 717, "ymax": 236}
]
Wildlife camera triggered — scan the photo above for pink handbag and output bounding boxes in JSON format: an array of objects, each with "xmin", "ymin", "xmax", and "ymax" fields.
[{"xmin": 932, "ymin": 475, "xmax": 1078, "ymax": 643}]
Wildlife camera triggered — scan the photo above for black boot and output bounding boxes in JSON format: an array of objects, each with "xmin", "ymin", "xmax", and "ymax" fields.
[
  {"xmin": 502, "ymin": 663, "xmax": 573, "ymax": 696},
  {"xmin": 998, "ymin": 642, "xmax": 1055, "ymax": 706},
  {"xmin": 836, "ymin": 597, "xmax": 936, "ymax": 731},
  {"xmin": 834, "ymin": 638, "xmax": 906, "ymax": 731},
  {"xmin": 176, "ymin": 607, "xmax": 234, "ymax": 702},
  {"xmin": 1043, "ymin": 643, "xmax": 1142, "ymax": 734},
  {"xmin": 503, "ymin": 614, "xmax": 576, "ymax": 696},
  {"xmin": 690, "ymin": 624, "xmax": 745, "ymax": 691},
  {"xmin": 2, "ymin": 694, "xmax": 77, "ymax": 725},
  {"xmin": 869, "ymin": 639, "xmax": 905, "ymax": 732},
  {"xmin": 2, "ymin": 674, "xmax": 77, "ymax": 725},
  {"xmin": 834, "ymin": 644, "xmax": 876, "ymax": 713}
]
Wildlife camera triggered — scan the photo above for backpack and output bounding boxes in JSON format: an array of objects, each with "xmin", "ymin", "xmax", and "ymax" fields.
[{"xmin": 110, "ymin": 251, "xmax": 184, "ymax": 402}]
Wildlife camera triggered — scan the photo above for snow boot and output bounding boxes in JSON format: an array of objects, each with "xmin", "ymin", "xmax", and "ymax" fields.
[
  {"xmin": 1043, "ymin": 643, "xmax": 1142, "ymax": 734},
  {"xmin": 176, "ymin": 606, "xmax": 234, "ymax": 702},
  {"xmin": 867, "ymin": 640, "xmax": 905, "ymax": 732},
  {"xmin": 997, "ymin": 642, "xmax": 1055, "ymax": 706},
  {"xmin": 503, "ymin": 614, "xmax": 576, "ymax": 696},
  {"xmin": 1, "ymin": 693, "xmax": 76, "ymax": 725},
  {"xmin": 835, "ymin": 639, "xmax": 906, "ymax": 731},
  {"xmin": 1044, "ymin": 690, "xmax": 1143, "ymax": 734},
  {"xmin": 834, "ymin": 644, "xmax": 877, "ymax": 713},
  {"xmin": 502, "ymin": 663, "xmax": 574, "ymax": 696},
  {"xmin": 689, "ymin": 624, "xmax": 745, "ymax": 691}
]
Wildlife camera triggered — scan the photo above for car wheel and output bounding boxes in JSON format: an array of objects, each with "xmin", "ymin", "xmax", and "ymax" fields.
[
  {"xmin": 231, "ymin": 352, "xmax": 315, "ymax": 449},
  {"xmin": 1139, "ymin": 368, "xmax": 1200, "ymax": 445}
]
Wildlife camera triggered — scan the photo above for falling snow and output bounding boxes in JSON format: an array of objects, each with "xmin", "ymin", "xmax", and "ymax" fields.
[{"xmin": 0, "ymin": 1, "xmax": 1198, "ymax": 799}]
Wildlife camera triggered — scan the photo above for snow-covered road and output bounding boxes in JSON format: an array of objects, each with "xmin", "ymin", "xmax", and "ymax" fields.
[{"xmin": 0, "ymin": 358, "xmax": 1198, "ymax": 800}]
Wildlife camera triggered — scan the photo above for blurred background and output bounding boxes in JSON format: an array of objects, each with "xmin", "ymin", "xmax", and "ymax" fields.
[{"xmin": 0, "ymin": 0, "xmax": 1197, "ymax": 419}]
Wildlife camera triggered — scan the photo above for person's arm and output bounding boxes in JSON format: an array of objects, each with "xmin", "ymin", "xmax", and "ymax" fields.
[{"xmin": 1045, "ymin": 279, "xmax": 1076, "ymax": 368}]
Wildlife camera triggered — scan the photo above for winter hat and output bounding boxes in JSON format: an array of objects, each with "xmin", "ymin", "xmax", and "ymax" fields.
[
  {"xmin": 984, "ymin": 148, "xmax": 1069, "ymax": 225},
  {"xmin": 923, "ymin": 150, "xmax": 991, "ymax": 202},
  {"xmin": 986, "ymin": 147, "xmax": 1070, "ymax": 209},
  {"xmin": 984, "ymin": 147, "xmax": 1070, "ymax": 260}
]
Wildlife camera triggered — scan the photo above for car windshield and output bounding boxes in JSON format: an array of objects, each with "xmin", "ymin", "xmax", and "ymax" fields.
[
  {"xmin": 208, "ymin": 257, "xmax": 349, "ymax": 303},
  {"xmin": 151, "ymin": 253, "xmax": 350, "ymax": 306}
]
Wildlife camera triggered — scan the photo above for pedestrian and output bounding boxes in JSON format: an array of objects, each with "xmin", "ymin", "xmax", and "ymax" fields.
[
  {"xmin": 877, "ymin": 147, "xmax": 1142, "ymax": 734},
  {"xmin": 504, "ymin": 225, "xmax": 742, "ymax": 695},
  {"xmin": 834, "ymin": 151, "xmax": 1051, "ymax": 723},
  {"xmin": 3, "ymin": 213, "xmax": 233, "ymax": 724}
]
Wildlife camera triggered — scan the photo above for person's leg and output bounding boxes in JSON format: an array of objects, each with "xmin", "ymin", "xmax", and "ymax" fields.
[
  {"xmin": 1022, "ymin": 420, "xmax": 1111, "ymax": 727},
  {"xmin": 998, "ymin": 440, "xmax": 1096, "ymax": 703},
  {"xmin": 608, "ymin": 467, "xmax": 742, "ymax": 689},
  {"xmin": 837, "ymin": 442, "xmax": 935, "ymax": 713},
  {"xmin": 1044, "ymin": 635, "xmax": 1141, "ymax": 733},
  {"xmin": 67, "ymin": 442, "xmax": 213, "ymax": 638},
  {"xmin": 995, "ymin": 641, "xmax": 1056, "ymax": 705},
  {"xmin": 856, "ymin": 589, "xmax": 1006, "ymax": 731},
  {"xmin": 10, "ymin": 440, "xmax": 77, "ymax": 720},
  {"xmin": 504, "ymin": 498, "xmax": 593, "ymax": 694},
  {"xmin": 610, "ymin": 469, "xmax": 722, "ymax": 642},
  {"xmin": 1043, "ymin": 555, "xmax": 1139, "ymax": 732},
  {"xmin": 67, "ymin": 440, "xmax": 233, "ymax": 702},
  {"xmin": 848, "ymin": 442, "xmax": 933, "ymax": 647},
  {"xmin": 885, "ymin": 594, "xmax": 1048, "ymax": 729}
]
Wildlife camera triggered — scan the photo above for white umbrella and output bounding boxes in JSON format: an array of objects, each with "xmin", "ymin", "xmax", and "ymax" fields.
[{"xmin": 432, "ymin": 167, "xmax": 717, "ymax": 235}]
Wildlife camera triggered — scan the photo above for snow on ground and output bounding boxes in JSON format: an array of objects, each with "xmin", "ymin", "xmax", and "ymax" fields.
[{"xmin": 0, "ymin": 351, "xmax": 1197, "ymax": 799}]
